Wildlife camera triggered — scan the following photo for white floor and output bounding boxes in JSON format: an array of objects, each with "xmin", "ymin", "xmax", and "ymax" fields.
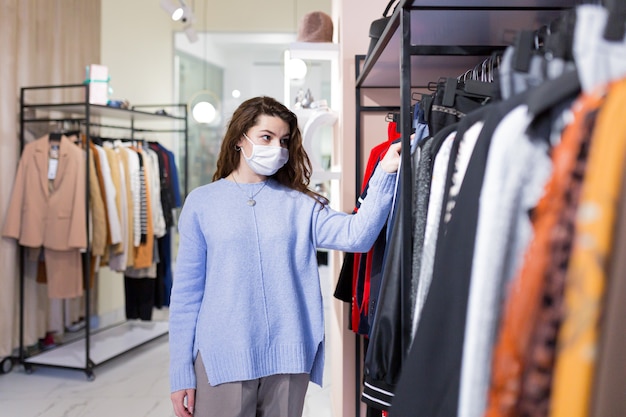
[
  {"xmin": 0, "ymin": 266, "xmax": 334, "ymax": 417},
  {"xmin": 0, "ymin": 332, "xmax": 332, "ymax": 417}
]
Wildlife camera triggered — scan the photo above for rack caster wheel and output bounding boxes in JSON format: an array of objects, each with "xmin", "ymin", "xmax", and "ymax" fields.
[
  {"xmin": 0, "ymin": 357, "xmax": 13, "ymax": 374},
  {"xmin": 24, "ymin": 364, "xmax": 33, "ymax": 374},
  {"xmin": 86, "ymin": 371, "xmax": 95, "ymax": 381}
]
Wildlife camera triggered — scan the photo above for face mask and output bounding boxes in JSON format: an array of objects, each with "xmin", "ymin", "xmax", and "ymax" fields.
[{"xmin": 241, "ymin": 133, "xmax": 289, "ymax": 176}]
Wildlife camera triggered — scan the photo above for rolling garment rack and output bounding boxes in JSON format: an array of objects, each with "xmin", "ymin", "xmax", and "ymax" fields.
[
  {"xmin": 16, "ymin": 83, "xmax": 188, "ymax": 380},
  {"xmin": 353, "ymin": 0, "xmax": 577, "ymax": 415}
]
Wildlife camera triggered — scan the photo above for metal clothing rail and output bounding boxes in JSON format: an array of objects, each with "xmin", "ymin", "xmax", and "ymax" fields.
[
  {"xmin": 14, "ymin": 83, "xmax": 188, "ymax": 380},
  {"xmin": 353, "ymin": 1, "xmax": 577, "ymax": 416}
]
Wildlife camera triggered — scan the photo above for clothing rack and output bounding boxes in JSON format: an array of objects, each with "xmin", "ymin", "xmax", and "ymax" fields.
[
  {"xmin": 15, "ymin": 83, "xmax": 188, "ymax": 380},
  {"xmin": 353, "ymin": 1, "xmax": 576, "ymax": 415}
]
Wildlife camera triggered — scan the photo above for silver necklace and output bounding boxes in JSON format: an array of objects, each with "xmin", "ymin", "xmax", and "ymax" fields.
[{"xmin": 231, "ymin": 173, "xmax": 267, "ymax": 206}]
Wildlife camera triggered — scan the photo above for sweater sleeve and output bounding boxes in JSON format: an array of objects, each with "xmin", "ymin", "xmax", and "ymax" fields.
[
  {"xmin": 314, "ymin": 167, "xmax": 396, "ymax": 253},
  {"xmin": 169, "ymin": 192, "xmax": 207, "ymax": 392}
]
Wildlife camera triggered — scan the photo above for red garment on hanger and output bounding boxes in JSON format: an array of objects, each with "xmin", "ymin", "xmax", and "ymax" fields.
[{"xmin": 351, "ymin": 122, "xmax": 401, "ymax": 334}]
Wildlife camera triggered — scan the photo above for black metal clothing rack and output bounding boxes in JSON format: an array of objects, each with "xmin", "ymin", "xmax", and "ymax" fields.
[
  {"xmin": 353, "ymin": 1, "xmax": 577, "ymax": 415},
  {"xmin": 15, "ymin": 83, "xmax": 188, "ymax": 380}
]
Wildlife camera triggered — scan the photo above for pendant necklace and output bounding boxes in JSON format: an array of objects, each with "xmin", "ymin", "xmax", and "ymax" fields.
[{"xmin": 232, "ymin": 173, "xmax": 267, "ymax": 206}]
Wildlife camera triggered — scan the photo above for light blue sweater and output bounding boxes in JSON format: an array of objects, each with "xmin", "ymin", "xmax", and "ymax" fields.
[{"xmin": 169, "ymin": 167, "xmax": 396, "ymax": 392}]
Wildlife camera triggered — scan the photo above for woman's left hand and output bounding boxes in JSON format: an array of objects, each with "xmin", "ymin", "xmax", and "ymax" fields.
[{"xmin": 380, "ymin": 142, "xmax": 402, "ymax": 173}]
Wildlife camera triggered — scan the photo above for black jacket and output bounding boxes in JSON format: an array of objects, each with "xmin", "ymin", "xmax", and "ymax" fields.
[{"xmin": 361, "ymin": 125, "xmax": 455, "ymax": 411}]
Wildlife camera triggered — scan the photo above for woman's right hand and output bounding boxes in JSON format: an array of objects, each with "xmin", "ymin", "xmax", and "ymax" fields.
[{"xmin": 171, "ymin": 388, "xmax": 196, "ymax": 416}]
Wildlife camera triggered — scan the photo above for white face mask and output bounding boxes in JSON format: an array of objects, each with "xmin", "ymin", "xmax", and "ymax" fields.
[{"xmin": 241, "ymin": 133, "xmax": 289, "ymax": 176}]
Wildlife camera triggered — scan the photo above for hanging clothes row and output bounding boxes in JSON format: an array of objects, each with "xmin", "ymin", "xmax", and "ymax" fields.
[
  {"xmin": 344, "ymin": 3, "xmax": 626, "ymax": 417},
  {"xmin": 2, "ymin": 132, "xmax": 182, "ymax": 322},
  {"xmin": 91, "ymin": 137, "xmax": 182, "ymax": 320}
]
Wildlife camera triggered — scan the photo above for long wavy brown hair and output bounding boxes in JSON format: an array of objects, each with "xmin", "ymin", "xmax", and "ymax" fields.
[{"xmin": 212, "ymin": 96, "xmax": 328, "ymax": 205}]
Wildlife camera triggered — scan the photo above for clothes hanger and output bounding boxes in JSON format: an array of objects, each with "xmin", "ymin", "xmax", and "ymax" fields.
[
  {"xmin": 409, "ymin": 90, "xmax": 435, "ymax": 125},
  {"xmin": 548, "ymin": 10, "xmax": 577, "ymax": 59},
  {"xmin": 49, "ymin": 119, "xmax": 81, "ymax": 142},
  {"xmin": 526, "ymin": 69, "xmax": 580, "ymax": 118},
  {"xmin": 512, "ymin": 30, "xmax": 536, "ymax": 73},
  {"xmin": 603, "ymin": 0, "xmax": 626, "ymax": 41}
]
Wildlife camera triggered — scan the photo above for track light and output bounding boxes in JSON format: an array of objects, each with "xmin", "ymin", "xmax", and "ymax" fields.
[
  {"xmin": 160, "ymin": 0, "xmax": 180, "ymax": 20},
  {"xmin": 161, "ymin": 0, "xmax": 198, "ymax": 43},
  {"xmin": 171, "ymin": 7, "xmax": 184, "ymax": 21},
  {"xmin": 160, "ymin": 0, "xmax": 194, "ymax": 23},
  {"xmin": 184, "ymin": 24, "xmax": 199, "ymax": 43}
]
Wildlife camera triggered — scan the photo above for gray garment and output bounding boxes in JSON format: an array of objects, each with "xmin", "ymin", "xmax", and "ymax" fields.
[
  {"xmin": 193, "ymin": 353, "xmax": 309, "ymax": 417},
  {"xmin": 411, "ymin": 128, "xmax": 461, "ymax": 339},
  {"xmin": 409, "ymin": 136, "xmax": 436, "ymax": 331}
]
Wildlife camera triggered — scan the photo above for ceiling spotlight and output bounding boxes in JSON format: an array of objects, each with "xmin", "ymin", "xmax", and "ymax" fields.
[
  {"xmin": 171, "ymin": 7, "xmax": 184, "ymax": 21},
  {"xmin": 160, "ymin": 0, "xmax": 180, "ymax": 19},
  {"xmin": 161, "ymin": 0, "xmax": 194, "ymax": 23}
]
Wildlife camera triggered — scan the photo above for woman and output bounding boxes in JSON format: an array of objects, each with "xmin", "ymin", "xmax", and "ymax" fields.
[{"xmin": 169, "ymin": 96, "xmax": 401, "ymax": 417}]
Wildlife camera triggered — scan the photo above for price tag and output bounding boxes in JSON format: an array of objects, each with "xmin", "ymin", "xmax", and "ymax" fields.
[{"xmin": 48, "ymin": 159, "xmax": 58, "ymax": 180}]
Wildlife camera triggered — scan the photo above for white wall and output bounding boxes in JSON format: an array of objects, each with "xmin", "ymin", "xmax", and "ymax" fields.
[
  {"xmin": 97, "ymin": 0, "xmax": 177, "ymax": 320},
  {"xmin": 101, "ymin": 1, "xmax": 175, "ymax": 104}
]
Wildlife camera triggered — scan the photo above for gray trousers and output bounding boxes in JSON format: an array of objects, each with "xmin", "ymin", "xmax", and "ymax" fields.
[{"xmin": 194, "ymin": 353, "xmax": 309, "ymax": 417}]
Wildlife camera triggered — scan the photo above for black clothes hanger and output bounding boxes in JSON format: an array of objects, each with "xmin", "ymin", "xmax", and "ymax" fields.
[
  {"xmin": 49, "ymin": 117, "xmax": 83, "ymax": 141},
  {"xmin": 440, "ymin": 77, "xmax": 498, "ymax": 105},
  {"xmin": 511, "ymin": 12, "xmax": 576, "ymax": 73},
  {"xmin": 420, "ymin": 56, "xmax": 500, "ymax": 128},
  {"xmin": 463, "ymin": 79, "xmax": 501, "ymax": 101},
  {"xmin": 604, "ymin": 0, "xmax": 626, "ymax": 41},
  {"xmin": 426, "ymin": 78, "xmax": 492, "ymax": 136},
  {"xmin": 526, "ymin": 69, "xmax": 580, "ymax": 118},
  {"xmin": 49, "ymin": 127, "xmax": 81, "ymax": 143},
  {"xmin": 386, "ymin": 104, "xmax": 416, "ymax": 133},
  {"xmin": 512, "ymin": 30, "xmax": 536, "ymax": 73},
  {"xmin": 421, "ymin": 94, "xmax": 434, "ymax": 124},
  {"xmin": 543, "ymin": 9, "xmax": 577, "ymax": 62}
]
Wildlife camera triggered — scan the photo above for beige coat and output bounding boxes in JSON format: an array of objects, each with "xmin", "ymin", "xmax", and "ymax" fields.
[{"xmin": 2, "ymin": 134, "xmax": 87, "ymax": 250}]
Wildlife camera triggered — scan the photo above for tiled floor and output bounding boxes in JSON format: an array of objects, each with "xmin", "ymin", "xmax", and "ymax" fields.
[
  {"xmin": 0, "ymin": 332, "xmax": 332, "ymax": 417},
  {"xmin": 0, "ymin": 266, "xmax": 334, "ymax": 417}
]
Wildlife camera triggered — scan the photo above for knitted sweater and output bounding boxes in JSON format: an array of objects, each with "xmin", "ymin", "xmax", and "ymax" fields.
[{"xmin": 169, "ymin": 167, "xmax": 396, "ymax": 392}]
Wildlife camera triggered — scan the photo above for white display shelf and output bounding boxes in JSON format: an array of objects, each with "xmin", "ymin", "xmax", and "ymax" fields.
[
  {"xmin": 288, "ymin": 42, "xmax": 339, "ymax": 61},
  {"xmin": 24, "ymin": 321, "xmax": 168, "ymax": 370}
]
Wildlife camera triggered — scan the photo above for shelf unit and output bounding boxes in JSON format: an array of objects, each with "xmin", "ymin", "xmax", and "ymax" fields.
[
  {"xmin": 17, "ymin": 83, "xmax": 188, "ymax": 380},
  {"xmin": 353, "ymin": 1, "xmax": 577, "ymax": 415}
]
